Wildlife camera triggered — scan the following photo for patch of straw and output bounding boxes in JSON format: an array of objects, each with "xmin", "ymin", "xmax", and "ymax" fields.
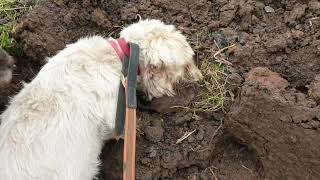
[{"xmin": 176, "ymin": 29, "xmax": 235, "ymax": 113}]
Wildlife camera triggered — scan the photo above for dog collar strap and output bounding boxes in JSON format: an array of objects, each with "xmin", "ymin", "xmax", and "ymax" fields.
[
  {"xmin": 108, "ymin": 38, "xmax": 130, "ymax": 63},
  {"xmin": 113, "ymin": 42, "xmax": 140, "ymax": 179},
  {"xmin": 115, "ymin": 42, "xmax": 140, "ymax": 136},
  {"xmin": 108, "ymin": 38, "xmax": 141, "ymax": 75}
]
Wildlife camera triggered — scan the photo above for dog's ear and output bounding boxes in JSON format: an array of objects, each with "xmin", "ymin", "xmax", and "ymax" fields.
[
  {"xmin": 142, "ymin": 27, "xmax": 202, "ymax": 82},
  {"xmin": 141, "ymin": 27, "xmax": 194, "ymax": 68},
  {"xmin": 139, "ymin": 27, "xmax": 203, "ymax": 99},
  {"xmin": 121, "ymin": 19, "xmax": 203, "ymax": 99}
]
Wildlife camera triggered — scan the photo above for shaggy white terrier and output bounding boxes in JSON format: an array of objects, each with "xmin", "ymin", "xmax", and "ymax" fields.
[{"xmin": 0, "ymin": 19, "xmax": 202, "ymax": 180}]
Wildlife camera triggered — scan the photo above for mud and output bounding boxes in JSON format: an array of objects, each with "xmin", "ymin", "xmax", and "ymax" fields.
[
  {"xmin": 226, "ymin": 67, "xmax": 320, "ymax": 179},
  {"xmin": 1, "ymin": 0, "xmax": 320, "ymax": 179}
]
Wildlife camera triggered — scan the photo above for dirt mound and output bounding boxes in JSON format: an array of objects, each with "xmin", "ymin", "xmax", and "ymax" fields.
[
  {"xmin": 2, "ymin": 0, "xmax": 320, "ymax": 179},
  {"xmin": 13, "ymin": 0, "xmax": 320, "ymax": 87},
  {"xmin": 226, "ymin": 67, "xmax": 320, "ymax": 179},
  {"xmin": 97, "ymin": 111, "xmax": 261, "ymax": 180}
]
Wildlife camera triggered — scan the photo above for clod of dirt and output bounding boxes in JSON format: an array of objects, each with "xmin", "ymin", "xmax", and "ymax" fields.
[
  {"xmin": 264, "ymin": 34, "xmax": 288, "ymax": 52},
  {"xmin": 308, "ymin": 74, "xmax": 320, "ymax": 104},
  {"xmin": 173, "ymin": 112, "xmax": 193, "ymax": 125},
  {"xmin": 143, "ymin": 84, "xmax": 198, "ymax": 113},
  {"xmin": 226, "ymin": 68, "xmax": 320, "ymax": 179},
  {"xmin": 135, "ymin": 111, "xmax": 260, "ymax": 179},
  {"xmin": 244, "ymin": 67, "xmax": 289, "ymax": 91},
  {"xmin": 144, "ymin": 126, "xmax": 164, "ymax": 143},
  {"xmin": 308, "ymin": 1, "xmax": 320, "ymax": 11},
  {"xmin": 91, "ymin": 9, "xmax": 111, "ymax": 28},
  {"xmin": 284, "ymin": 4, "xmax": 307, "ymax": 24},
  {"xmin": 291, "ymin": 30, "xmax": 304, "ymax": 39}
]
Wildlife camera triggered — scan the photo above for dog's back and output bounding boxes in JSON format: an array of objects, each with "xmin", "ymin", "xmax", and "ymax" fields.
[{"xmin": 0, "ymin": 36, "xmax": 122, "ymax": 180}]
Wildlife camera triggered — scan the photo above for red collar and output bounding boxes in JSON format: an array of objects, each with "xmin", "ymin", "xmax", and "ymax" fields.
[
  {"xmin": 108, "ymin": 38, "xmax": 130, "ymax": 63},
  {"xmin": 108, "ymin": 38, "xmax": 140, "ymax": 75}
]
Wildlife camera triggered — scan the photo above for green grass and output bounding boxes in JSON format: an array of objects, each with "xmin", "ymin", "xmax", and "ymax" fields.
[
  {"xmin": 191, "ymin": 58, "xmax": 233, "ymax": 112},
  {"xmin": 182, "ymin": 29, "xmax": 234, "ymax": 113},
  {"xmin": 0, "ymin": 0, "xmax": 38, "ymax": 55}
]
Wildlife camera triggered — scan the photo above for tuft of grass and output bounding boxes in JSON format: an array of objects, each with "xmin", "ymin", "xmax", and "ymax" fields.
[
  {"xmin": 0, "ymin": 0, "xmax": 38, "ymax": 55},
  {"xmin": 181, "ymin": 29, "xmax": 234, "ymax": 113},
  {"xmin": 191, "ymin": 58, "xmax": 233, "ymax": 112}
]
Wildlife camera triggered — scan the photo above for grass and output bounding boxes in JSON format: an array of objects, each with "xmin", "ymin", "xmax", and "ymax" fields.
[
  {"xmin": 0, "ymin": 0, "xmax": 38, "ymax": 55},
  {"xmin": 181, "ymin": 29, "xmax": 235, "ymax": 113},
  {"xmin": 192, "ymin": 58, "xmax": 233, "ymax": 112}
]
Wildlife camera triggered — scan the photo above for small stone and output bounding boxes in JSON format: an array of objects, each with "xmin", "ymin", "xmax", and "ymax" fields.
[
  {"xmin": 290, "ymin": 136, "xmax": 297, "ymax": 143},
  {"xmin": 276, "ymin": 56, "xmax": 283, "ymax": 63},
  {"xmin": 188, "ymin": 135, "xmax": 195, "ymax": 143},
  {"xmin": 213, "ymin": 32, "xmax": 228, "ymax": 49},
  {"xmin": 53, "ymin": 0, "xmax": 64, "ymax": 6},
  {"xmin": 196, "ymin": 129, "xmax": 204, "ymax": 140},
  {"xmin": 141, "ymin": 157, "xmax": 151, "ymax": 165},
  {"xmin": 264, "ymin": 6, "xmax": 275, "ymax": 13},
  {"xmin": 148, "ymin": 146, "xmax": 157, "ymax": 158},
  {"xmin": 149, "ymin": 149, "xmax": 157, "ymax": 158}
]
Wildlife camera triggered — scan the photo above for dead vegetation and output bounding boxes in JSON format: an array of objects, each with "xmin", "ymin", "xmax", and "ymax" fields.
[
  {"xmin": 0, "ymin": 0, "xmax": 38, "ymax": 54},
  {"xmin": 180, "ymin": 29, "xmax": 236, "ymax": 113}
]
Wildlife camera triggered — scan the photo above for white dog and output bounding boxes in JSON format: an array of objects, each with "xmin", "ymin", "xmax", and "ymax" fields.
[{"xmin": 0, "ymin": 19, "xmax": 202, "ymax": 180}]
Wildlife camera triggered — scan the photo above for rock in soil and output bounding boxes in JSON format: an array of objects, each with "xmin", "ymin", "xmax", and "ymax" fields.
[
  {"xmin": 226, "ymin": 68, "xmax": 320, "ymax": 179},
  {"xmin": 244, "ymin": 67, "xmax": 289, "ymax": 91}
]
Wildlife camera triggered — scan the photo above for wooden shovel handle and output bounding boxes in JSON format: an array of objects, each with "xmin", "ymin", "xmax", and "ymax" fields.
[{"xmin": 123, "ymin": 80, "xmax": 137, "ymax": 180}]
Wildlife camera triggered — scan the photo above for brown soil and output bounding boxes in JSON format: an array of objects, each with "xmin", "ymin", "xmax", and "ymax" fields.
[
  {"xmin": 1, "ymin": 0, "xmax": 320, "ymax": 179},
  {"xmin": 226, "ymin": 67, "xmax": 320, "ymax": 179}
]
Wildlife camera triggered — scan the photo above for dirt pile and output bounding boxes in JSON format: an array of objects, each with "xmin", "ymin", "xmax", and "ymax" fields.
[
  {"xmin": 226, "ymin": 67, "xmax": 320, "ymax": 179},
  {"xmin": 12, "ymin": 0, "xmax": 320, "ymax": 88},
  {"xmin": 2, "ymin": 0, "xmax": 320, "ymax": 179}
]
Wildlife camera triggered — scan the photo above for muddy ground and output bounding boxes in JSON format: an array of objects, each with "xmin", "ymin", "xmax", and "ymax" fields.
[{"xmin": 1, "ymin": 0, "xmax": 320, "ymax": 179}]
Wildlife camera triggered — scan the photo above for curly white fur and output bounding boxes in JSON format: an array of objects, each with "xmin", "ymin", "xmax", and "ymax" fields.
[{"xmin": 0, "ymin": 19, "xmax": 202, "ymax": 180}]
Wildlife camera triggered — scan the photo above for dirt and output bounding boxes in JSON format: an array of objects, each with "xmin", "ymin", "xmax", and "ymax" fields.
[
  {"xmin": 1, "ymin": 0, "xmax": 320, "ymax": 179},
  {"xmin": 226, "ymin": 67, "xmax": 320, "ymax": 179},
  {"xmin": 308, "ymin": 74, "xmax": 320, "ymax": 104}
]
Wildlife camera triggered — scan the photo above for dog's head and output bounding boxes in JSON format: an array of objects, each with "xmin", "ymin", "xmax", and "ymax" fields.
[{"xmin": 120, "ymin": 19, "xmax": 202, "ymax": 100}]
